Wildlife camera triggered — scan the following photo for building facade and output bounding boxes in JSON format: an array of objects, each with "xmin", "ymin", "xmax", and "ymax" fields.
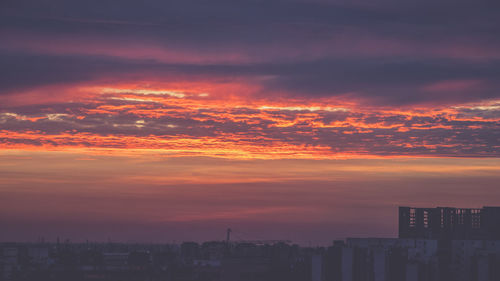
[{"xmin": 399, "ymin": 206, "xmax": 500, "ymax": 240}]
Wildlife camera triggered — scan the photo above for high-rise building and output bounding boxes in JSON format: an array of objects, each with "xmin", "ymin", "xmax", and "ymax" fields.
[{"xmin": 399, "ymin": 206, "xmax": 500, "ymax": 240}]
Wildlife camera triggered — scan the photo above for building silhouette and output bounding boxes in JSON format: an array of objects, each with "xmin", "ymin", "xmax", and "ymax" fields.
[
  {"xmin": 2, "ymin": 206, "xmax": 500, "ymax": 281},
  {"xmin": 399, "ymin": 206, "xmax": 500, "ymax": 240}
]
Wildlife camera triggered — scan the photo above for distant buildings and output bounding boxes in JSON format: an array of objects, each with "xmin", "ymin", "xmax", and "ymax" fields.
[
  {"xmin": 321, "ymin": 238, "xmax": 439, "ymax": 281},
  {"xmin": 1, "ymin": 247, "xmax": 19, "ymax": 281},
  {"xmin": 1, "ymin": 206, "xmax": 500, "ymax": 280},
  {"xmin": 311, "ymin": 206, "xmax": 500, "ymax": 281},
  {"xmin": 449, "ymin": 240, "xmax": 500, "ymax": 281}
]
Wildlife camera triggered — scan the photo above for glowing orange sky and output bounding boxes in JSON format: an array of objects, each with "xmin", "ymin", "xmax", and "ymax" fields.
[
  {"xmin": 1, "ymin": 150, "xmax": 499, "ymax": 244},
  {"xmin": 1, "ymin": 81, "xmax": 499, "ymax": 244},
  {"xmin": 1, "ymin": 0, "xmax": 500, "ymax": 244},
  {"xmin": 1, "ymin": 82, "xmax": 499, "ymax": 159}
]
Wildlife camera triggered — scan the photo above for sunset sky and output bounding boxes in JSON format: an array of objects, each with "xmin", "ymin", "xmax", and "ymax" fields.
[{"xmin": 1, "ymin": 0, "xmax": 499, "ymax": 245}]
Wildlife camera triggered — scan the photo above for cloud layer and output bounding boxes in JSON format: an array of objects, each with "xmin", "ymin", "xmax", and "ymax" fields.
[
  {"xmin": 2, "ymin": 0, "xmax": 500, "ymax": 105},
  {"xmin": 1, "ymin": 86, "xmax": 499, "ymax": 157}
]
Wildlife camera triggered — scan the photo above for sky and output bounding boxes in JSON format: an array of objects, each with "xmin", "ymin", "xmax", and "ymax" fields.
[{"xmin": 0, "ymin": 0, "xmax": 499, "ymax": 245}]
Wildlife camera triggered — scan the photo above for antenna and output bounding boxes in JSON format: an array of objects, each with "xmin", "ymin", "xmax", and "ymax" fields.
[{"xmin": 226, "ymin": 228, "xmax": 232, "ymax": 243}]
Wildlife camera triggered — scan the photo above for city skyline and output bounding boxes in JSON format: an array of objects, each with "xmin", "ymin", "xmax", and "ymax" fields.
[{"xmin": 2, "ymin": 205, "xmax": 500, "ymax": 281}]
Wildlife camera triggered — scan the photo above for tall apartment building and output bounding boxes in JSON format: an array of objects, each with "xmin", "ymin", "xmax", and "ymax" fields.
[{"xmin": 399, "ymin": 206, "xmax": 500, "ymax": 240}]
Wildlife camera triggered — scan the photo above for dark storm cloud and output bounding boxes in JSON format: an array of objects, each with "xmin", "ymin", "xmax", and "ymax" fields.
[
  {"xmin": 0, "ymin": 53, "xmax": 130, "ymax": 92},
  {"xmin": 1, "ymin": 0, "xmax": 500, "ymax": 104},
  {"xmin": 2, "ymin": 0, "xmax": 500, "ymax": 37},
  {"xmin": 2, "ymin": 52, "xmax": 500, "ymax": 105}
]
